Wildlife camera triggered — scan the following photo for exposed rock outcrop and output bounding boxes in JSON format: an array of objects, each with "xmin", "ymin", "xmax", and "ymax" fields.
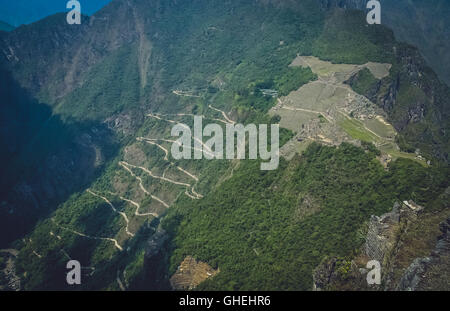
[
  {"xmin": 141, "ymin": 227, "xmax": 170, "ymax": 290},
  {"xmin": 365, "ymin": 203, "xmax": 401, "ymax": 264},
  {"xmin": 396, "ymin": 217, "xmax": 450, "ymax": 291},
  {"xmin": 312, "ymin": 257, "xmax": 338, "ymax": 291},
  {"xmin": 312, "ymin": 201, "xmax": 429, "ymax": 290}
]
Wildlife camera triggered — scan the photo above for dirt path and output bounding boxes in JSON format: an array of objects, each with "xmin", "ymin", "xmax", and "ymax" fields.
[
  {"xmin": 26, "ymin": 239, "xmax": 42, "ymax": 258},
  {"xmin": 120, "ymin": 161, "xmax": 202, "ymax": 199},
  {"xmin": 278, "ymin": 98, "xmax": 333, "ymax": 123},
  {"xmin": 52, "ymin": 219, "xmax": 123, "ymax": 251},
  {"xmin": 175, "ymin": 165, "xmax": 198, "ymax": 182},
  {"xmin": 208, "ymin": 105, "xmax": 235, "ymax": 124},
  {"xmin": 118, "ymin": 161, "xmax": 170, "ymax": 208},
  {"xmin": 155, "ymin": 112, "xmax": 229, "ymax": 125},
  {"xmin": 117, "ymin": 270, "xmax": 126, "ymax": 291},
  {"xmin": 87, "ymin": 189, "xmax": 134, "ymax": 237},
  {"xmin": 146, "ymin": 115, "xmax": 214, "ymax": 154},
  {"xmin": 172, "ymin": 90, "xmax": 201, "ymax": 98},
  {"xmin": 120, "ymin": 161, "xmax": 191, "ymax": 187},
  {"xmin": 118, "ymin": 196, "xmax": 159, "ymax": 217},
  {"xmin": 49, "ymin": 231, "xmax": 62, "ymax": 240},
  {"xmin": 137, "ymin": 137, "xmax": 169, "ymax": 160},
  {"xmin": 136, "ymin": 137, "xmax": 200, "ymax": 182},
  {"xmin": 138, "ymin": 137, "xmax": 214, "ymax": 158}
]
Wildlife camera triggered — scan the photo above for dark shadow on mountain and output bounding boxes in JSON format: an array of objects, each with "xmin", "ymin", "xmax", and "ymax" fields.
[{"xmin": 0, "ymin": 67, "xmax": 120, "ymax": 248}]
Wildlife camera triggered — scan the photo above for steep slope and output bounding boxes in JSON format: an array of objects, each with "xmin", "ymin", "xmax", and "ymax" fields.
[
  {"xmin": 0, "ymin": 0, "xmax": 448, "ymax": 291},
  {"xmin": 0, "ymin": 0, "xmax": 111, "ymax": 27},
  {"xmin": 0, "ymin": 64, "xmax": 119, "ymax": 248},
  {"xmin": 324, "ymin": 0, "xmax": 450, "ymax": 86}
]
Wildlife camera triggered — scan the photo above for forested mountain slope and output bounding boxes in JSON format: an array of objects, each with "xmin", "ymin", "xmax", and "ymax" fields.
[
  {"xmin": 0, "ymin": 0, "xmax": 448, "ymax": 291},
  {"xmin": 324, "ymin": 0, "xmax": 450, "ymax": 86}
]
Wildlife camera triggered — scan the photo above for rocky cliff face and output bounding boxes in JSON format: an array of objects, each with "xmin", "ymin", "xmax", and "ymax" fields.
[
  {"xmin": 347, "ymin": 43, "xmax": 450, "ymax": 162},
  {"xmin": 142, "ymin": 227, "xmax": 170, "ymax": 290},
  {"xmin": 322, "ymin": 1, "xmax": 450, "ymax": 161},
  {"xmin": 0, "ymin": 4, "xmax": 139, "ymax": 101},
  {"xmin": 313, "ymin": 200, "xmax": 449, "ymax": 291},
  {"xmin": 323, "ymin": 0, "xmax": 450, "ymax": 86},
  {"xmin": 0, "ymin": 66, "xmax": 116, "ymax": 247},
  {"xmin": 364, "ymin": 203, "xmax": 402, "ymax": 265},
  {"xmin": 396, "ymin": 217, "xmax": 450, "ymax": 291}
]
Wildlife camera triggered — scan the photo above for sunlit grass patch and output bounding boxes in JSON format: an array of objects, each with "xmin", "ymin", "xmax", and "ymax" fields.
[{"xmin": 339, "ymin": 118, "xmax": 379, "ymax": 143}]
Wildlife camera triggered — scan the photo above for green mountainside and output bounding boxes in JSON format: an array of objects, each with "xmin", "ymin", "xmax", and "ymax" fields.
[
  {"xmin": 324, "ymin": 0, "xmax": 450, "ymax": 87},
  {"xmin": 0, "ymin": 0, "xmax": 448, "ymax": 291}
]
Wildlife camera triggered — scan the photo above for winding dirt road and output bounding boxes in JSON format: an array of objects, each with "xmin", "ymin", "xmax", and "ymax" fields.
[
  {"xmin": 52, "ymin": 219, "xmax": 123, "ymax": 251},
  {"xmin": 87, "ymin": 189, "xmax": 134, "ymax": 237}
]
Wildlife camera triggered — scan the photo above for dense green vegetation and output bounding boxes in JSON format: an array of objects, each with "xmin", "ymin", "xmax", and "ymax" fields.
[
  {"xmin": 56, "ymin": 44, "xmax": 141, "ymax": 121},
  {"xmin": 1, "ymin": 0, "xmax": 448, "ymax": 291},
  {"xmin": 163, "ymin": 143, "xmax": 448, "ymax": 290},
  {"xmin": 339, "ymin": 118, "xmax": 380, "ymax": 143}
]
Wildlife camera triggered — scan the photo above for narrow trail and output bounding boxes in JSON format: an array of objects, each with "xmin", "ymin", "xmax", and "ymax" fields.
[
  {"xmin": 121, "ymin": 161, "xmax": 191, "ymax": 187},
  {"xmin": 208, "ymin": 104, "xmax": 235, "ymax": 124},
  {"xmin": 52, "ymin": 219, "xmax": 123, "ymax": 251},
  {"xmin": 277, "ymin": 98, "xmax": 333, "ymax": 123},
  {"xmin": 146, "ymin": 115, "xmax": 214, "ymax": 154},
  {"xmin": 137, "ymin": 137, "xmax": 169, "ymax": 160},
  {"xmin": 135, "ymin": 136, "xmax": 203, "ymax": 200},
  {"xmin": 172, "ymin": 90, "xmax": 201, "ymax": 98},
  {"xmin": 27, "ymin": 239, "xmax": 42, "ymax": 258},
  {"xmin": 136, "ymin": 137, "xmax": 200, "ymax": 182},
  {"xmin": 120, "ymin": 161, "xmax": 202, "ymax": 200},
  {"xmin": 59, "ymin": 248, "xmax": 97, "ymax": 276},
  {"xmin": 138, "ymin": 137, "xmax": 214, "ymax": 158},
  {"xmin": 49, "ymin": 231, "xmax": 62, "ymax": 240},
  {"xmin": 118, "ymin": 161, "xmax": 170, "ymax": 208},
  {"xmin": 174, "ymin": 165, "xmax": 199, "ymax": 182},
  {"xmin": 139, "ymin": 112, "xmax": 219, "ymax": 202},
  {"xmin": 117, "ymin": 270, "xmax": 126, "ymax": 291},
  {"xmin": 154, "ymin": 112, "xmax": 229, "ymax": 125},
  {"xmin": 87, "ymin": 189, "xmax": 134, "ymax": 237},
  {"xmin": 118, "ymin": 196, "xmax": 159, "ymax": 217}
]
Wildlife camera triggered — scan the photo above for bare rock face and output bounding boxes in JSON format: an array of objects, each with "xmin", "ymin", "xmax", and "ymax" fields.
[
  {"xmin": 365, "ymin": 201, "xmax": 426, "ymax": 289},
  {"xmin": 145, "ymin": 227, "xmax": 168, "ymax": 260},
  {"xmin": 396, "ymin": 217, "xmax": 450, "ymax": 291},
  {"xmin": 312, "ymin": 257, "xmax": 338, "ymax": 291},
  {"xmin": 365, "ymin": 202, "xmax": 401, "ymax": 264},
  {"xmin": 312, "ymin": 201, "xmax": 429, "ymax": 291},
  {"xmin": 141, "ymin": 227, "xmax": 170, "ymax": 290},
  {"xmin": 0, "ymin": 249, "xmax": 20, "ymax": 291}
]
